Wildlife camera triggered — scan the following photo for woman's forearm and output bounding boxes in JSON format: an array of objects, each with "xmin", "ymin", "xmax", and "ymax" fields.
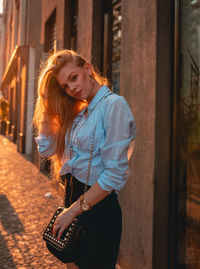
[
  {"xmin": 54, "ymin": 181, "xmax": 111, "ymax": 239},
  {"xmin": 70, "ymin": 181, "xmax": 111, "ymax": 216}
]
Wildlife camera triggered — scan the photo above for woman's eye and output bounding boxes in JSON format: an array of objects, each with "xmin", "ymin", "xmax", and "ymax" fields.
[{"xmin": 71, "ymin": 75, "xmax": 77, "ymax": 81}]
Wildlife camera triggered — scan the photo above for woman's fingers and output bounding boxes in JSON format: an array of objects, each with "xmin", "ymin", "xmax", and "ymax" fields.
[
  {"xmin": 52, "ymin": 218, "xmax": 69, "ymax": 238},
  {"xmin": 53, "ymin": 223, "xmax": 59, "ymax": 237},
  {"xmin": 57, "ymin": 227, "xmax": 65, "ymax": 240},
  {"xmin": 52, "ymin": 208, "xmax": 76, "ymax": 239}
]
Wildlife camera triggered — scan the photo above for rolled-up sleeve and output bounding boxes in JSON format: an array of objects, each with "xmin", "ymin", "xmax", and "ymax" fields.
[
  {"xmin": 97, "ymin": 96, "xmax": 136, "ymax": 192},
  {"xmin": 35, "ymin": 134, "xmax": 55, "ymax": 157}
]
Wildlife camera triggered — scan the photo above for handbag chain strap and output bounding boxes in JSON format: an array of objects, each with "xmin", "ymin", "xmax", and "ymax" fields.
[
  {"xmin": 84, "ymin": 125, "xmax": 96, "ymax": 193},
  {"xmin": 64, "ymin": 125, "xmax": 96, "ymax": 207}
]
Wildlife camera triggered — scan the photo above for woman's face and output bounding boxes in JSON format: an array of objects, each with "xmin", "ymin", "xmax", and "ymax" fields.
[{"xmin": 56, "ymin": 61, "xmax": 97, "ymax": 103}]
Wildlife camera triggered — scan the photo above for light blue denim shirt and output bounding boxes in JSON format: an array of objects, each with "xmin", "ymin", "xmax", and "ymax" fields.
[{"xmin": 35, "ymin": 85, "xmax": 136, "ymax": 192}]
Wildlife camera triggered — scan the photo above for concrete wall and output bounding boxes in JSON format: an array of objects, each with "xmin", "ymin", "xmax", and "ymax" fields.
[
  {"xmin": 118, "ymin": 0, "xmax": 157, "ymax": 268},
  {"xmin": 28, "ymin": 0, "xmax": 42, "ymax": 47},
  {"xmin": 18, "ymin": 0, "xmax": 26, "ymax": 45},
  {"xmin": 0, "ymin": 15, "xmax": 4, "ymax": 81},
  {"xmin": 3, "ymin": 0, "xmax": 12, "ymax": 68},
  {"xmin": 77, "ymin": 0, "xmax": 93, "ymax": 60}
]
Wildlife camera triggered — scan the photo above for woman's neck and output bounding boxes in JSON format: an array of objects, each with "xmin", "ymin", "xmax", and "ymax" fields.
[{"xmin": 86, "ymin": 81, "xmax": 102, "ymax": 104}]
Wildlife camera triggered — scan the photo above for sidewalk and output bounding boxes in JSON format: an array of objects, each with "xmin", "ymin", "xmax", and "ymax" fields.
[{"xmin": 0, "ymin": 135, "xmax": 67, "ymax": 268}]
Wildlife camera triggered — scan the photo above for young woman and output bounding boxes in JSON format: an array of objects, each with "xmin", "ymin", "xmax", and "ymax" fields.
[{"xmin": 33, "ymin": 50, "xmax": 136, "ymax": 269}]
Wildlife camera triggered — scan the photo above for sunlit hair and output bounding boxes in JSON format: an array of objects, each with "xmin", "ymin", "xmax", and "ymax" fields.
[{"xmin": 33, "ymin": 49, "xmax": 109, "ymax": 179}]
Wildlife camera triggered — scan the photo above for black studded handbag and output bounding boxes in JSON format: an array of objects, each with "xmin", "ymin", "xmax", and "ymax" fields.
[
  {"xmin": 43, "ymin": 205, "xmax": 85, "ymax": 263},
  {"xmin": 43, "ymin": 126, "xmax": 96, "ymax": 263}
]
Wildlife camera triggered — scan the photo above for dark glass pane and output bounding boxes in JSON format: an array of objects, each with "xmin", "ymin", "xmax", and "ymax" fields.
[
  {"xmin": 178, "ymin": 0, "xmax": 200, "ymax": 268},
  {"xmin": 70, "ymin": 0, "xmax": 78, "ymax": 50},
  {"xmin": 44, "ymin": 9, "xmax": 56, "ymax": 53},
  {"xmin": 112, "ymin": 0, "xmax": 121, "ymax": 94}
]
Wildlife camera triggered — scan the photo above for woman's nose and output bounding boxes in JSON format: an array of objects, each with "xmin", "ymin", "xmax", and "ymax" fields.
[{"xmin": 68, "ymin": 83, "xmax": 76, "ymax": 92}]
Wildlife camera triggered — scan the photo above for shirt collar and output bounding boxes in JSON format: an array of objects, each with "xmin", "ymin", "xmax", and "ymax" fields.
[
  {"xmin": 88, "ymin": 85, "xmax": 110, "ymax": 112},
  {"xmin": 78, "ymin": 106, "xmax": 87, "ymax": 117},
  {"xmin": 77, "ymin": 85, "xmax": 111, "ymax": 117}
]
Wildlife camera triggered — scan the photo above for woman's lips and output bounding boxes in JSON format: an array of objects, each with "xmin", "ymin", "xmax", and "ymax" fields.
[{"xmin": 75, "ymin": 90, "xmax": 82, "ymax": 97}]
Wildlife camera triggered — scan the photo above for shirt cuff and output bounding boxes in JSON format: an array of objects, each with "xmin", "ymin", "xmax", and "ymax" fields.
[
  {"xmin": 97, "ymin": 176, "xmax": 127, "ymax": 192},
  {"xmin": 35, "ymin": 134, "xmax": 54, "ymax": 157}
]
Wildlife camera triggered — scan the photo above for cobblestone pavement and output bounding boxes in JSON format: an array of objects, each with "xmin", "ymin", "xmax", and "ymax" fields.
[{"xmin": 0, "ymin": 135, "xmax": 68, "ymax": 269}]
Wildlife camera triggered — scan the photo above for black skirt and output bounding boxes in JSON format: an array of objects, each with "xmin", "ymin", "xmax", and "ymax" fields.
[{"xmin": 62, "ymin": 173, "xmax": 122, "ymax": 269}]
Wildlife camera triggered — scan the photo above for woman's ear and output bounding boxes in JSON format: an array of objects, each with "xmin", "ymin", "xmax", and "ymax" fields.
[{"xmin": 84, "ymin": 62, "xmax": 93, "ymax": 76}]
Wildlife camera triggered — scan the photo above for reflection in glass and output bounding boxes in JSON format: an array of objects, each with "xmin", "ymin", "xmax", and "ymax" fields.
[
  {"xmin": 70, "ymin": 0, "xmax": 78, "ymax": 51},
  {"xmin": 112, "ymin": 0, "xmax": 122, "ymax": 94},
  {"xmin": 178, "ymin": 1, "xmax": 200, "ymax": 268}
]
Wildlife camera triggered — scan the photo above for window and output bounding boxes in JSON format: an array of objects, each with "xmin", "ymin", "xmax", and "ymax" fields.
[
  {"xmin": 174, "ymin": 0, "xmax": 200, "ymax": 267},
  {"xmin": 64, "ymin": 0, "xmax": 78, "ymax": 50},
  {"xmin": 44, "ymin": 9, "xmax": 56, "ymax": 53},
  {"xmin": 103, "ymin": 0, "xmax": 122, "ymax": 94}
]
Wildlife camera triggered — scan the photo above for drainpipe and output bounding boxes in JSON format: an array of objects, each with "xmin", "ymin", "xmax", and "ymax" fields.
[
  {"xmin": 18, "ymin": 0, "xmax": 27, "ymax": 45},
  {"xmin": 17, "ymin": 0, "xmax": 28, "ymax": 153}
]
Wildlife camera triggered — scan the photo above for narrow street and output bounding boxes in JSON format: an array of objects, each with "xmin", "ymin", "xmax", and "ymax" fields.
[{"xmin": 0, "ymin": 135, "xmax": 67, "ymax": 268}]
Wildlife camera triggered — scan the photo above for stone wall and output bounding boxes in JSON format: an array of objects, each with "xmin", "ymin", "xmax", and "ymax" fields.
[{"xmin": 118, "ymin": 0, "xmax": 156, "ymax": 268}]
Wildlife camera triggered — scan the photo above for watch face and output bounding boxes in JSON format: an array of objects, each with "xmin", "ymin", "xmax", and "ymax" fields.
[
  {"xmin": 82, "ymin": 201, "xmax": 90, "ymax": 211},
  {"xmin": 80, "ymin": 198, "xmax": 91, "ymax": 211}
]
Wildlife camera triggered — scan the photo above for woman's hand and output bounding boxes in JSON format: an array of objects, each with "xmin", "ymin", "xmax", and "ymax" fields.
[{"xmin": 53, "ymin": 208, "xmax": 77, "ymax": 240}]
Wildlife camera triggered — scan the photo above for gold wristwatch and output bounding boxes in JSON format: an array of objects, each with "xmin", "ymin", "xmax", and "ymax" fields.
[{"xmin": 80, "ymin": 195, "xmax": 91, "ymax": 211}]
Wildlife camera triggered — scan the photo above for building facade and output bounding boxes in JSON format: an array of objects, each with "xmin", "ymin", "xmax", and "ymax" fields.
[
  {"xmin": 0, "ymin": 13, "xmax": 4, "ymax": 81},
  {"xmin": 1, "ymin": 0, "xmax": 200, "ymax": 269}
]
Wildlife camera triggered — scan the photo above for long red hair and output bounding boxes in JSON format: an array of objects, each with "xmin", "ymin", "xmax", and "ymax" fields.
[{"xmin": 33, "ymin": 50, "xmax": 108, "ymax": 179}]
